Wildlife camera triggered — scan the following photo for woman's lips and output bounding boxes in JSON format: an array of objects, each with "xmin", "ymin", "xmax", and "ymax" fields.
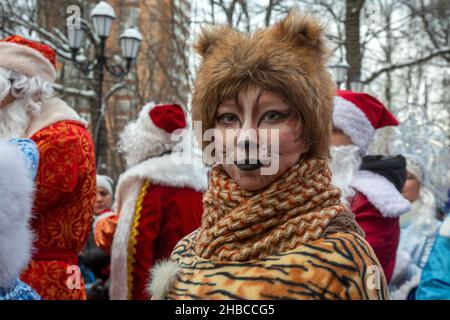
[{"xmin": 235, "ymin": 160, "xmax": 264, "ymax": 171}]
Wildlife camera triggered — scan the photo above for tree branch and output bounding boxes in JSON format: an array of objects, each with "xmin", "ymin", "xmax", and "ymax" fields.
[
  {"xmin": 52, "ymin": 83, "xmax": 96, "ymax": 98},
  {"xmin": 364, "ymin": 47, "xmax": 450, "ymax": 84}
]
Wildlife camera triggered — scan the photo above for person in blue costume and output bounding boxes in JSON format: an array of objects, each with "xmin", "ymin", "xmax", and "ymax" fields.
[
  {"xmin": 389, "ymin": 155, "xmax": 442, "ymax": 299},
  {"xmin": 0, "ymin": 138, "xmax": 40, "ymax": 300},
  {"xmin": 416, "ymin": 210, "xmax": 450, "ymax": 300}
]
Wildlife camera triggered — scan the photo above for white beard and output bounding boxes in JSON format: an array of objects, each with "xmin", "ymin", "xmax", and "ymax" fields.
[
  {"xmin": 118, "ymin": 121, "xmax": 167, "ymax": 168},
  {"xmin": 330, "ymin": 145, "xmax": 362, "ymax": 201},
  {"xmin": 0, "ymin": 99, "xmax": 32, "ymax": 139}
]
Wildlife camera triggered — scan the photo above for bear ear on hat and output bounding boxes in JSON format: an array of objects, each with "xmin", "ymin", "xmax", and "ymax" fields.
[
  {"xmin": 273, "ymin": 11, "xmax": 326, "ymax": 54},
  {"xmin": 194, "ymin": 25, "xmax": 231, "ymax": 58}
]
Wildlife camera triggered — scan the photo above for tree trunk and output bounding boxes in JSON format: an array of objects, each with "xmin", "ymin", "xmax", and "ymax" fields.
[
  {"xmin": 344, "ymin": 0, "xmax": 365, "ymax": 87},
  {"xmin": 384, "ymin": 2, "xmax": 393, "ymax": 108}
]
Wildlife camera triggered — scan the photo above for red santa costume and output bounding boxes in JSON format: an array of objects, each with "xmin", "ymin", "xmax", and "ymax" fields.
[
  {"xmin": 331, "ymin": 90, "xmax": 410, "ymax": 282},
  {"xmin": 94, "ymin": 103, "xmax": 207, "ymax": 300},
  {"xmin": 0, "ymin": 35, "xmax": 96, "ymax": 299}
]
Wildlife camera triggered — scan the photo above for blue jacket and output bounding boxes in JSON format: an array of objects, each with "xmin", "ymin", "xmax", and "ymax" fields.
[{"xmin": 416, "ymin": 231, "xmax": 450, "ymax": 300}]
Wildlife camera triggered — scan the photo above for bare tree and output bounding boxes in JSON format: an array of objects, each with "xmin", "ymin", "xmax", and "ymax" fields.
[{"xmin": 344, "ymin": 0, "xmax": 365, "ymax": 86}]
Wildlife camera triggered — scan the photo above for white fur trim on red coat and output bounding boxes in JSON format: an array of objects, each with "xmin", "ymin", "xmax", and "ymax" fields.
[
  {"xmin": 117, "ymin": 152, "xmax": 208, "ymax": 194},
  {"xmin": 333, "ymin": 96, "xmax": 375, "ymax": 154},
  {"xmin": 25, "ymin": 97, "xmax": 86, "ymax": 138},
  {"xmin": 0, "ymin": 42, "xmax": 56, "ymax": 83},
  {"xmin": 109, "ymin": 153, "xmax": 207, "ymax": 300},
  {"xmin": 0, "ymin": 141, "xmax": 35, "ymax": 288},
  {"xmin": 109, "ymin": 182, "xmax": 141, "ymax": 300},
  {"xmin": 351, "ymin": 170, "xmax": 411, "ymax": 218}
]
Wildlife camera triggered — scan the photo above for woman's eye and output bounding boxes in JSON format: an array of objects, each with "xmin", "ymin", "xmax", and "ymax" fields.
[
  {"xmin": 217, "ymin": 113, "xmax": 239, "ymax": 124},
  {"xmin": 262, "ymin": 110, "xmax": 287, "ymax": 122}
]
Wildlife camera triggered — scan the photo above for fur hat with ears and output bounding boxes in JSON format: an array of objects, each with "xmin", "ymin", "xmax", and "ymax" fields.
[{"xmin": 192, "ymin": 11, "xmax": 336, "ymax": 159}]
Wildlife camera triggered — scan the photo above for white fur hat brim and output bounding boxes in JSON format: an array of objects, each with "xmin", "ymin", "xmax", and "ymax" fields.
[
  {"xmin": 0, "ymin": 42, "xmax": 56, "ymax": 83},
  {"xmin": 120, "ymin": 102, "xmax": 186, "ymax": 167},
  {"xmin": 333, "ymin": 96, "xmax": 375, "ymax": 154}
]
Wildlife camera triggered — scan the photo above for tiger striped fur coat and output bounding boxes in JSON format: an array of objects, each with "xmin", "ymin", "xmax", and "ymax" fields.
[{"xmin": 148, "ymin": 159, "xmax": 389, "ymax": 300}]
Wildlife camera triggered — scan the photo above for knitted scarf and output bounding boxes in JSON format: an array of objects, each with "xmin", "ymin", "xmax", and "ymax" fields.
[{"xmin": 195, "ymin": 158, "xmax": 363, "ymax": 261}]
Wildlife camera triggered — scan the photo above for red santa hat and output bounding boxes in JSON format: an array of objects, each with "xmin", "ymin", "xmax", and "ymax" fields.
[
  {"xmin": 0, "ymin": 35, "xmax": 56, "ymax": 83},
  {"xmin": 124, "ymin": 102, "xmax": 187, "ymax": 160},
  {"xmin": 148, "ymin": 103, "xmax": 187, "ymax": 134},
  {"xmin": 333, "ymin": 90, "xmax": 399, "ymax": 154}
]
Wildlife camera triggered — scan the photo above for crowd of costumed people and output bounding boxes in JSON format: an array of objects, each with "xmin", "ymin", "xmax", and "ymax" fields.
[{"xmin": 0, "ymin": 11, "xmax": 449, "ymax": 300}]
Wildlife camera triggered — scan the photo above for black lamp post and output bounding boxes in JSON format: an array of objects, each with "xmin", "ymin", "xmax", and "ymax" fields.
[
  {"xmin": 66, "ymin": 1, "xmax": 142, "ymax": 167},
  {"xmin": 330, "ymin": 60, "xmax": 349, "ymax": 89},
  {"xmin": 349, "ymin": 76, "xmax": 364, "ymax": 92}
]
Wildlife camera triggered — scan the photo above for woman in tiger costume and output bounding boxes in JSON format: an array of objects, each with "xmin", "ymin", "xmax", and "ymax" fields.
[{"xmin": 147, "ymin": 11, "xmax": 388, "ymax": 300}]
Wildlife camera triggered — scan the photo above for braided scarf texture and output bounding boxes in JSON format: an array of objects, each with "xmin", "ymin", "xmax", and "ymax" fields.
[{"xmin": 195, "ymin": 158, "xmax": 363, "ymax": 261}]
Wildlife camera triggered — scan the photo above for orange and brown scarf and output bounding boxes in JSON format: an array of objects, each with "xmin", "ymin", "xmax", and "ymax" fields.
[{"xmin": 195, "ymin": 158, "xmax": 363, "ymax": 261}]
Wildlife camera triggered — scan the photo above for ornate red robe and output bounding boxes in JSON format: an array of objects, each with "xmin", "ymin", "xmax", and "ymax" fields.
[{"xmin": 20, "ymin": 98, "xmax": 96, "ymax": 300}]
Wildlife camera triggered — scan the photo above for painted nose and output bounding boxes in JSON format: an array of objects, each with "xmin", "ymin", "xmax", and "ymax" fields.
[
  {"xmin": 236, "ymin": 138, "xmax": 259, "ymax": 164},
  {"xmin": 237, "ymin": 139, "xmax": 258, "ymax": 153}
]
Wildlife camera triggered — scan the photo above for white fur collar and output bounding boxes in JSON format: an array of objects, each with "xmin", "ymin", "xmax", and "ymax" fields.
[
  {"xmin": 0, "ymin": 141, "xmax": 35, "ymax": 288},
  {"xmin": 115, "ymin": 153, "xmax": 207, "ymax": 206},
  {"xmin": 351, "ymin": 170, "xmax": 411, "ymax": 218},
  {"xmin": 26, "ymin": 97, "xmax": 86, "ymax": 137}
]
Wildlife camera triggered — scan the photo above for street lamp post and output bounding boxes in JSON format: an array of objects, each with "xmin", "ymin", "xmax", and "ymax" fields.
[
  {"xmin": 330, "ymin": 60, "xmax": 349, "ymax": 89},
  {"xmin": 66, "ymin": 1, "xmax": 142, "ymax": 167},
  {"xmin": 349, "ymin": 76, "xmax": 364, "ymax": 92}
]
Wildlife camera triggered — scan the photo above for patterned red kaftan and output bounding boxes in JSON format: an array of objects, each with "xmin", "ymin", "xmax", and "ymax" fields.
[{"xmin": 21, "ymin": 120, "xmax": 96, "ymax": 300}]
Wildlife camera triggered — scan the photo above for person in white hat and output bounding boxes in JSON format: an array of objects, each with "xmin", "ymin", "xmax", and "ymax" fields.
[
  {"xmin": 94, "ymin": 174, "xmax": 115, "ymax": 218},
  {"xmin": 78, "ymin": 174, "xmax": 116, "ymax": 300},
  {"xmin": 94, "ymin": 102, "xmax": 207, "ymax": 300},
  {"xmin": 0, "ymin": 35, "xmax": 96, "ymax": 300},
  {"xmin": 330, "ymin": 89, "xmax": 411, "ymax": 283}
]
